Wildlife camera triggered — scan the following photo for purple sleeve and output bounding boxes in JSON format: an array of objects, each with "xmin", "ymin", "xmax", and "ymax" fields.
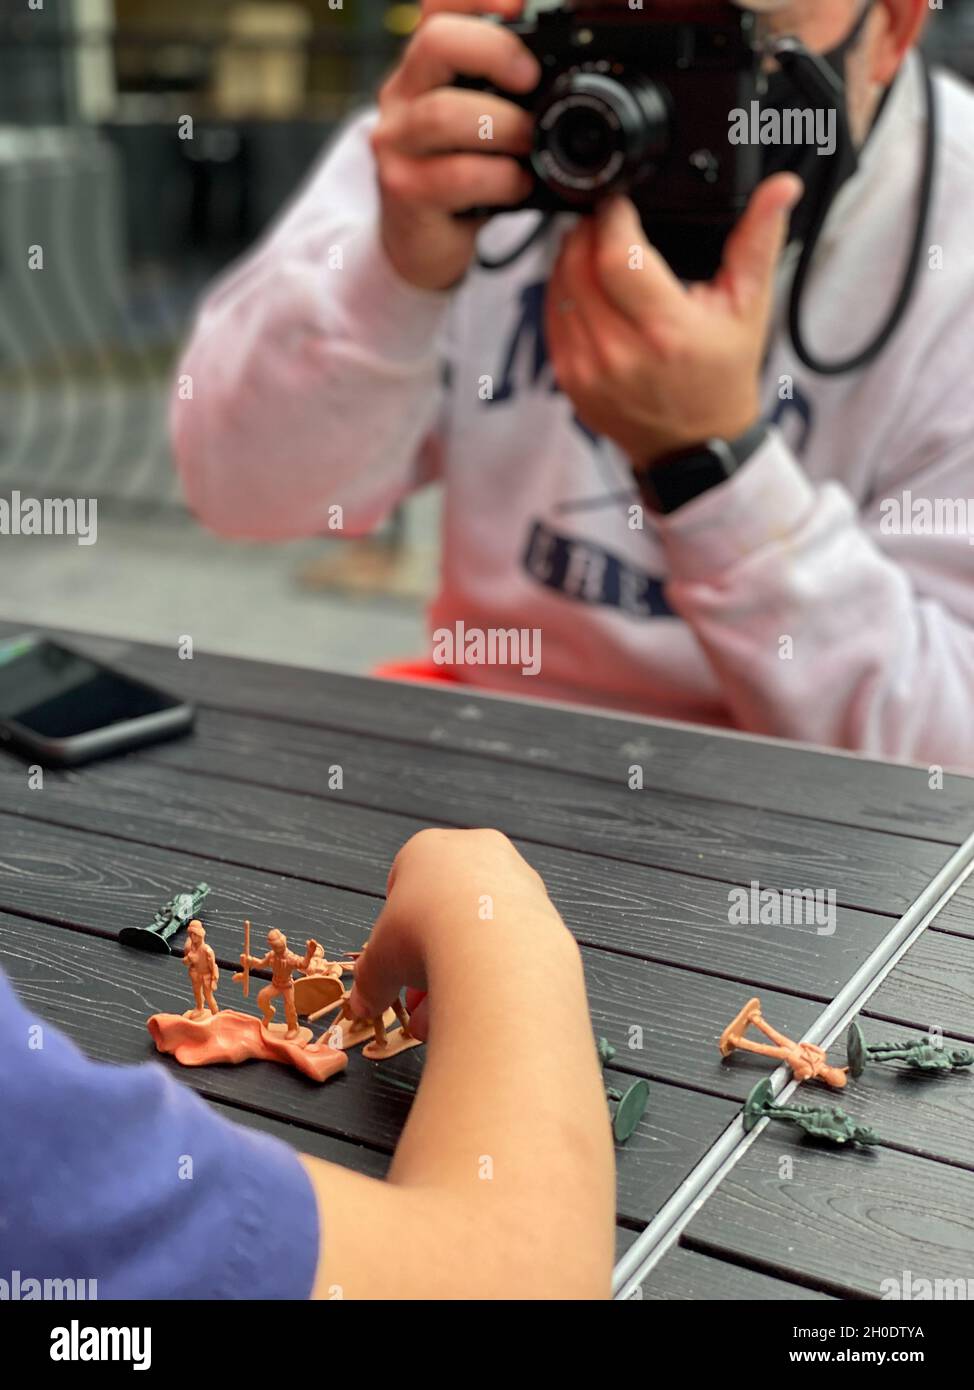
[{"xmin": 0, "ymin": 967, "xmax": 320, "ymax": 1300}]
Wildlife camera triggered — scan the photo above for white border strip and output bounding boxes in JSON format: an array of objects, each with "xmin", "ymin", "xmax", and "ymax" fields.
[{"xmin": 612, "ymin": 828, "xmax": 974, "ymax": 1300}]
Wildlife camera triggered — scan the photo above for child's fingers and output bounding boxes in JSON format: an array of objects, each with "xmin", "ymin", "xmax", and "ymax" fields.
[
  {"xmin": 405, "ymin": 990, "xmax": 430, "ymax": 1040},
  {"xmin": 346, "ymin": 964, "xmax": 391, "ymax": 1020},
  {"xmin": 345, "ymin": 928, "xmax": 395, "ymax": 1017}
]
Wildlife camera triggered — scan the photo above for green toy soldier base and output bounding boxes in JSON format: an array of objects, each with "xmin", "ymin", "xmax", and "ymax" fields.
[
  {"xmin": 605, "ymin": 1079, "xmax": 650, "ymax": 1145},
  {"xmin": 742, "ymin": 1078, "xmax": 878, "ymax": 1148},
  {"xmin": 847, "ymin": 1021, "xmax": 974, "ymax": 1078}
]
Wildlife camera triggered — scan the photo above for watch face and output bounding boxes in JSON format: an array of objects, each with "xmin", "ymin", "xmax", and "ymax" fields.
[
  {"xmin": 636, "ymin": 423, "xmax": 767, "ymax": 513},
  {"xmin": 637, "ymin": 443, "xmax": 734, "ymax": 514}
]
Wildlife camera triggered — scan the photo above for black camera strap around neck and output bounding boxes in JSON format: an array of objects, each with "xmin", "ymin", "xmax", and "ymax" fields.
[{"xmin": 770, "ymin": 26, "xmax": 938, "ymax": 377}]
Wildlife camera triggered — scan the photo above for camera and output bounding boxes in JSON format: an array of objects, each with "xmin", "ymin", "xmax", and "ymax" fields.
[{"xmin": 459, "ymin": 2, "xmax": 766, "ymax": 280}]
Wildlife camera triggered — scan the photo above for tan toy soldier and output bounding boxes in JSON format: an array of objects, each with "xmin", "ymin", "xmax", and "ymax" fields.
[
  {"xmin": 303, "ymin": 942, "xmax": 353, "ymax": 982},
  {"xmin": 720, "ymin": 997, "xmax": 848, "ymax": 1090},
  {"xmin": 362, "ymin": 995, "xmax": 416, "ymax": 1054},
  {"xmin": 183, "ymin": 920, "xmax": 219, "ymax": 1020},
  {"xmin": 235, "ymin": 929, "xmax": 319, "ymax": 1041}
]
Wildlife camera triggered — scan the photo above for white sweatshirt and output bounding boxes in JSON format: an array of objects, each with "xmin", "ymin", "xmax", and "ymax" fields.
[{"xmin": 172, "ymin": 53, "xmax": 974, "ymax": 770}]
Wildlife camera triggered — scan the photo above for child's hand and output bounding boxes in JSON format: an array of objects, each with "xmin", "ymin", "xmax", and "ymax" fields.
[
  {"xmin": 303, "ymin": 828, "xmax": 611, "ymax": 1300},
  {"xmin": 347, "ymin": 828, "xmax": 560, "ymax": 1028}
]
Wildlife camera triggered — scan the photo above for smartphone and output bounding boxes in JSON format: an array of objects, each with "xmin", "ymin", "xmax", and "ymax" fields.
[{"xmin": 0, "ymin": 634, "xmax": 195, "ymax": 767}]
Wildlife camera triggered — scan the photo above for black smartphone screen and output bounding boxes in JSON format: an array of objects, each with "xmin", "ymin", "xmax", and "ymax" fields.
[{"xmin": 0, "ymin": 637, "xmax": 179, "ymax": 739}]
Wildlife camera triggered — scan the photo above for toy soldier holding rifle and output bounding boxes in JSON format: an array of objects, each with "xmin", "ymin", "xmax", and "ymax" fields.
[{"xmin": 235, "ymin": 927, "xmax": 320, "ymax": 1041}]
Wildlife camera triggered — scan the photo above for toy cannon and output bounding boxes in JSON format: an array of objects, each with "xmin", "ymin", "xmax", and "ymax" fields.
[{"xmin": 119, "ymin": 883, "xmax": 211, "ymax": 953}]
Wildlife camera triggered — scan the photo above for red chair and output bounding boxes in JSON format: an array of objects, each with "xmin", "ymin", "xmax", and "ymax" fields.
[{"xmin": 371, "ymin": 658, "xmax": 461, "ymax": 686}]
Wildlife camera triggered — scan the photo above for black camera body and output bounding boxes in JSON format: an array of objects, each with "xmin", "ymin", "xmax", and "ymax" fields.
[{"xmin": 461, "ymin": 3, "xmax": 766, "ymax": 280}]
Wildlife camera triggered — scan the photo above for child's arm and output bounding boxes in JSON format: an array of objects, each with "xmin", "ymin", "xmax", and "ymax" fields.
[{"xmin": 300, "ymin": 829, "xmax": 615, "ymax": 1300}]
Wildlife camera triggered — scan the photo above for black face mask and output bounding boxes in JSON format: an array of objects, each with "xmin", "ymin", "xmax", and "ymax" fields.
[{"xmin": 760, "ymin": 2, "xmax": 875, "ymax": 247}]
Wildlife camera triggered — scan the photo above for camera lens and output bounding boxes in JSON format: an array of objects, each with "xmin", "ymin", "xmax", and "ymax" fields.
[
  {"xmin": 534, "ymin": 71, "xmax": 669, "ymax": 198},
  {"xmin": 551, "ymin": 106, "xmax": 616, "ymax": 178}
]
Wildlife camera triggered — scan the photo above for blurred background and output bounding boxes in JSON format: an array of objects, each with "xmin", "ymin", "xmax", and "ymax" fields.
[{"xmin": 0, "ymin": 0, "xmax": 972, "ymax": 672}]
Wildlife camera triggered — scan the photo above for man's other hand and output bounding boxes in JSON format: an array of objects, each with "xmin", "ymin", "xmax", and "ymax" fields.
[{"xmin": 545, "ymin": 174, "xmax": 803, "ymax": 466}]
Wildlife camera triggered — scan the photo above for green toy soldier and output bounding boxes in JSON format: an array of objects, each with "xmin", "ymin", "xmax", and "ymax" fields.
[
  {"xmin": 595, "ymin": 1036, "xmax": 648, "ymax": 1144},
  {"xmin": 847, "ymin": 1021, "xmax": 974, "ymax": 1078},
  {"xmin": 743, "ymin": 1079, "xmax": 878, "ymax": 1147}
]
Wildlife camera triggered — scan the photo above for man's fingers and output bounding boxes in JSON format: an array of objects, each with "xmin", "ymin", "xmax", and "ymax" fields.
[
  {"xmin": 546, "ymin": 246, "xmax": 605, "ymax": 394},
  {"xmin": 381, "ymin": 150, "xmax": 532, "ymax": 211},
  {"xmin": 555, "ymin": 219, "xmax": 642, "ymax": 373},
  {"xmin": 390, "ymin": 14, "xmax": 540, "ymax": 100},
  {"xmin": 591, "ymin": 196, "xmax": 686, "ymax": 324},
  {"xmin": 552, "ymin": 220, "xmax": 601, "ymax": 343},
  {"xmin": 421, "ymin": 0, "xmax": 522, "ymax": 15},
  {"xmin": 719, "ymin": 173, "xmax": 803, "ymax": 310},
  {"xmin": 384, "ymin": 88, "xmax": 534, "ymax": 158}
]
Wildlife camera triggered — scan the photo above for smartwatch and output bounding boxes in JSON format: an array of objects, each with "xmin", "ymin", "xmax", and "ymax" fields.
[{"xmin": 633, "ymin": 420, "xmax": 770, "ymax": 515}]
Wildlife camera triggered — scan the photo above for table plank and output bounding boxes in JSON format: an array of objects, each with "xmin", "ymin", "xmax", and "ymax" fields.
[
  {"xmin": 682, "ymin": 1135, "xmax": 974, "ymax": 1298},
  {"xmin": 0, "ymin": 756, "xmax": 425, "ymax": 896},
  {"xmin": 615, "ymin": 1225, "xmax": 641, "ymax": 1262},
  {"xmin": 863, "ymin": 931, "xmax": 974, "ymax": 1042},
  {"xmin": 0, "ymin": 810, "xmax": 902, "ymax": 999},
  {"xmin": 635, "ymin": 1245, "xmax": 834, "ymax": 1301},
  {"xmin": 0, "ymin": 729, "xmax": 955, "ymax": 923},
  {"xmin": 8, "ymin": 620, "xmax": 970, "ymax": 842},
  {"xmin": 207, "ymin": 1100, "xmax": 390, "ymax": 1180},
  {"xmin": 556, "ymin": 948, "xmax": 824, "ymax": 1102},
  {"xmin": 124, "ymin": 704, "xmax": 956, "ymax": 915},
  {"xmin": 926, "ymin": 878, "xmax": 974, "ymax": 939}
]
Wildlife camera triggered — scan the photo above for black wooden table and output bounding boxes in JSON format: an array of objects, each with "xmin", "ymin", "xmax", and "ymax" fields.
[{"xmin": 2, "ymin": 621, "xmax": 974, "ymax": 1301}]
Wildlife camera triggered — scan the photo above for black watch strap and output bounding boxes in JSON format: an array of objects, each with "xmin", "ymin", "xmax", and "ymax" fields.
[{"xmin": 634, "ymin": 420, "xmax": 769, "ymax": 515}]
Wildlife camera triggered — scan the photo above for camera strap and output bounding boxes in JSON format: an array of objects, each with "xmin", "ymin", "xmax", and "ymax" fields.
[{"xmin": 767, "ymin": 10, "xmax": 938, "ymax": 376}]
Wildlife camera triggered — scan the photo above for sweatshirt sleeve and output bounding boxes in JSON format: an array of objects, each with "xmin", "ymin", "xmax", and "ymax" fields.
[
  {"xmin": 655, "ymin": 420, "xmax": 974, "ymax": 771},
  {"xmin": 0, "ymin": 967, "xmax": 319, "ymax": 1300},
  {"xmin": 171, "ymin": 110, "xmax": 452, "ymax": 540}
]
